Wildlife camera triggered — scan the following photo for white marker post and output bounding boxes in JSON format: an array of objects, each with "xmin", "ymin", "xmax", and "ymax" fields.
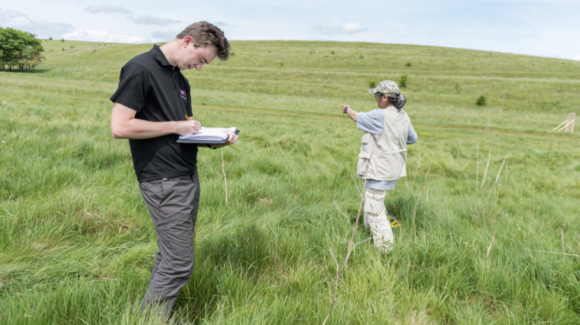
[{"xmin": 565, "ymin": 113, "xmax": 575, "ymax": 133}]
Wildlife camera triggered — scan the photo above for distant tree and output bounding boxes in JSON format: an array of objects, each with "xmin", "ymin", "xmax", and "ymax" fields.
[
  {"xmin": 476, "ymin": 95, "xmax": 486, "ymax": 106},
  {"xmin": 0, "ymin": 27, "xmax": 44, "ymax": 72},
  {"xmin": 49, "ymin": 37, "xmax": 52, "ymax": 40},
  {"xmin": 369, "ymin": 81, "xmax": 376, "ymax": 89}
]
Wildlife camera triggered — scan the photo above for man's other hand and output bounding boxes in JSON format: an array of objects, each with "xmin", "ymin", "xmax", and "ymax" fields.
[{"xmin": 224, "ymin": 130, "xmax": 238, "ymax": 145}]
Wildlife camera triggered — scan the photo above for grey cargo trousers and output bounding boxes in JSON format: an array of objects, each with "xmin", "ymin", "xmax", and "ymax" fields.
[{"xmin": 138, "ymin": 170, "xmax": 200, "ymax": 318}]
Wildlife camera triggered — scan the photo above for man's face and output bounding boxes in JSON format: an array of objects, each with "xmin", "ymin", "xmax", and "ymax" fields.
[{"xmin": 176, "ymin": 37, "xmax": 217, "ymax": 71}]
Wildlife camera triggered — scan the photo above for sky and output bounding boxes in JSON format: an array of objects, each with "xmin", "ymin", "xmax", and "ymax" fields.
[{"xmin": 1, "ymin": 0, "xmax": 580, "ymax": 60}]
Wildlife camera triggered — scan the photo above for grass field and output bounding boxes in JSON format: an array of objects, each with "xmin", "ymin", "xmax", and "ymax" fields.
[{"xmin": 1, "ymin": 38, "xmax": 580, "ymax": 324}]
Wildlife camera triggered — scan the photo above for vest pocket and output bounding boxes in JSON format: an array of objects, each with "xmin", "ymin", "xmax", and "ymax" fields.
[
  {"xmin": 376, "ymin": 152, "xmax": 404, "ymax": 180},
  {"xmin": 357, "ymin": 149, "xmax": 372, "ymax": 176},
  {"xmin": 357, "ymin": 132, "xmax": 374, "ymax": 177},
  {"xmin": 361, "ymin": 132, "xmax": 371, "ymax": 144},
  {"xmin": 359, "ymin": 133, "xmax": 372, "ymax": 156}
]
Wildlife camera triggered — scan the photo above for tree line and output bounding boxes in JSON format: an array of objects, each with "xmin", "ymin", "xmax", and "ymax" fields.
[{"xmin": 0, "ymin": 27, "xmax": 44, "ymax": 72}]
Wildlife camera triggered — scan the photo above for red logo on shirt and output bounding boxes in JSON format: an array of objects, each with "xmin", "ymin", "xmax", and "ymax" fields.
[{"xmin": 179, "ymin": 89, "xmax": 187, "ymax": 99}]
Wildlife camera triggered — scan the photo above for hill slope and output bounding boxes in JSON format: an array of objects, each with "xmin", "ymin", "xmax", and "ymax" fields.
[{"xmin": 1, "ymin": 40, "xmax": 580, "ymax": 324}]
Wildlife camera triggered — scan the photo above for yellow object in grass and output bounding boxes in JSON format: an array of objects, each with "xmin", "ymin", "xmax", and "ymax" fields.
[{"xmin": 386, "ymin": 214, "xmax": 401, "ymax": 229}]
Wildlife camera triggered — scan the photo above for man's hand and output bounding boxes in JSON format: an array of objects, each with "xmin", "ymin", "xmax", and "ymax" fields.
[
  {"xmin": 206, "ymin": 130, "xmax": 238, "ymax": 149},
  {"xmin": 340, "ymin": 104, "xmax": 350, "ymax": 114},
  {"xmin": 174, "ymin": 120, "xmax": 202, "ymax": 135},
  {"xmin": 223, "ymin": 130, "xmax": 238, "ymax": 145}
]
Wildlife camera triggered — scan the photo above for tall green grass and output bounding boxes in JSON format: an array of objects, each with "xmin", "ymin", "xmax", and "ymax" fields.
[{"xmin": 1, "ymin": 40, "xmax": 580, "ymax": 324}]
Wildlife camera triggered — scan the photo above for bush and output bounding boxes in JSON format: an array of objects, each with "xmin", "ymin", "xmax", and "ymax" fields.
[
  {"xmin": 369, "ymin": 81, "xmax": 376, "ymax": 89},
  {"xmin": 476, "ymin": 95, "xmax": 486, "ymax": 106},
  {"xmin": 399, "ymin": 75, "xmax": 408, "ymax": 88},
  {"xmin": 0, "ymin": 27, "xmax": 44, "ymax": 72},
  {"xmin": 406, "ymin": 62, "xmax": 412, "ymax": 67}
]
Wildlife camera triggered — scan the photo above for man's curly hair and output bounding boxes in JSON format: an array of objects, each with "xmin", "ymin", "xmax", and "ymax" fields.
[{"xmin": 176, "ymin": 21, "xmax": 230, "ymax": 61}]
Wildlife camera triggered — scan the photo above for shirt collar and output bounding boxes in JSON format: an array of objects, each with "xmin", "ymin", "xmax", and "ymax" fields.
[{"xmin": 151, "ymin": 44, "xmax": 176, "ymax": 69}]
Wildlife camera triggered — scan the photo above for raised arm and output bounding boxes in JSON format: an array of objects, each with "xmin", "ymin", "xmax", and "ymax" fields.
[
  {"xmin": 110, "ymin": 103, "xmax": 201, "ymax": 139},
  {"xmin": 340, "ymin": 104, "xmax": 357, "ymax": 122}
]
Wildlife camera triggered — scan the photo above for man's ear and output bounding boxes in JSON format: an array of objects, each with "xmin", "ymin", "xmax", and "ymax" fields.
[{"xmin": 182, "ymin": 35, "xmax": 195, "ymax": 47}]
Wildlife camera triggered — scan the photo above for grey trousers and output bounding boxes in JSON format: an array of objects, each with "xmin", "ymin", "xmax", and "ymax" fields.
[{"xmin": 138, "ymin": 170, "xmax": 200, "ymax": 318}]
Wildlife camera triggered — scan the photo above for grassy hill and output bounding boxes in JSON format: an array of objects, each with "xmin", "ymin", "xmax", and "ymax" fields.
[{"xmin": 1, "ymin": 39, "xmax": 580, "ymax": 324}]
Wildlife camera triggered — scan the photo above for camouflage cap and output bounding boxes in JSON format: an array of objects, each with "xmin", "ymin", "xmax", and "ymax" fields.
[{"xmin": 368, "ymin": 80, "xmax": 400, "ymax": 98}]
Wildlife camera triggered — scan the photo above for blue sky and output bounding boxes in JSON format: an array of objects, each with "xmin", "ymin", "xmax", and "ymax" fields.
[{"xmin": 1, "ymin": 0, "xmax": 580, "ymax": 60}]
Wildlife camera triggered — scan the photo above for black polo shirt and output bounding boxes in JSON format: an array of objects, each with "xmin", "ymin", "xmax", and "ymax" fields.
[{"xmin": 110, "ymin": 45, "xmax": 197, "ymax": 182}]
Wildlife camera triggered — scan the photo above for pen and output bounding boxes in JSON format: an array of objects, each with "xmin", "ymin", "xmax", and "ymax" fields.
[{"xmin": 184, "ymin": 114, "xmax": 190, "ymax": 121}]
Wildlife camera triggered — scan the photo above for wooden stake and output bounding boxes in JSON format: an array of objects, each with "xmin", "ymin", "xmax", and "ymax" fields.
[
  {"xmin": 552, "ymin": 120, "xmax": 568, "ymax": 132},
  {"xmin": 486, "ymin": 230, "xmax": 496, "ymax": 259},
  {"xmin": 481, "ymin": 139, "xmax": 493, "ymax": 189},
  {"xmin": 554, "ymin": 118, "xmax": 575, "ymax": 133},
  {"xmin": 566, "ymin": 113, "xmax": 575, "ymax": 133},
  {"xmin": 323, "ymin": 150, "xmax": 375, "ymax": 325},
  {"xmin": 414, "ymin": 154, "xmax": 425, "ymax": 183},
  {"xmin": 476, "ymin": 142, "xmax": 480, "ymax": 189},
  {"xmin": 413, "ymin": 163, "xmax": 432, "ymax": 238},
  {"xmin": 561, "ymin": 224, "xmax": 568, "ymax": 252},
  {"xmin": 322, "ymin": 183, "xmax": 365, "ymax": 325},
  {"xmin": 221, "ymin": 149, "xmax": 228, "ymax": 205},
  {"xmin": 493, "ymin": 155, "xmax": 508, "ymax": 187}
]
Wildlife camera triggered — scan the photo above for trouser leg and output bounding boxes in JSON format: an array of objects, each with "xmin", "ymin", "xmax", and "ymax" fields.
[
  {"xmin": 364, "ymin": 187, "xmax": 394, "ymax": 253},
  {"xmin": 363, "ymin": 201, "xmax": 370, "ymax": 230},
  {"xmin": 138, "ymin": 170, "xmax": 200, "ymax": 319},
  {"xmin": 149, "ymin": 249, "xmax": 162, "ymax": 284}
]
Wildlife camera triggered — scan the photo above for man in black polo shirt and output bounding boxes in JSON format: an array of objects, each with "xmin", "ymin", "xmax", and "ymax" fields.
[{"xmin": 110, "ymin": 21, "xmax": 236, "ymax": 319}]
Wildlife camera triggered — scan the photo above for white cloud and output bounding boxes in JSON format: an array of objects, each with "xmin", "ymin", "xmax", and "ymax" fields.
[
  {"xmin": 573, "ymin": 54, "xmax": 580, "ymax": 61},
  {"xmin": 62, "ymin": 29, "xmax": 149, "ymax": 43},
  {"xmin": 312, "ymin": 22, "xmax": 367, "ymax": 35},
  {"xmin": 83, "ymin": 6, "xmax": 179, "ymax": 26},
  {"xmin": 213, "ymin": 21, "xmax": 229, "ymax": 28},
  {"xmin": 130, "ymin": 15, "xmax": 180, "ymax": 26},
  {"xmin": 84, "ymin": 6, "xmax": 132, "ymax": 15},
  {"xmin": 151, "ymin": 30, "xmax": 179, "ymax": 41},
  {"xmin": 0, "ymin": 8, "xmax": 74, "ymax": 38}
]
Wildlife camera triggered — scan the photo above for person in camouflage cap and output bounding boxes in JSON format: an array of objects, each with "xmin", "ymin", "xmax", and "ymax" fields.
[
  {"xmin": 368, "ymin": 80, "xmax": 401, "ymax": 99},
  {"xmin": 340, "ymin": 80, "xmax": 417, "ymax": 253}
]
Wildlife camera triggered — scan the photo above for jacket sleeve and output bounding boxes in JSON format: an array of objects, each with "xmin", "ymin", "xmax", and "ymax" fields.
[{"xmin": 407, "ymin": 123, "xmax": 418, "ymax": 144}]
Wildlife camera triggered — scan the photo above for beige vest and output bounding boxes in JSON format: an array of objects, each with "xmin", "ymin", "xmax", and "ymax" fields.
[{"xmin": 357, "ymin": 106, "xmax": 411, "ymax": 181}]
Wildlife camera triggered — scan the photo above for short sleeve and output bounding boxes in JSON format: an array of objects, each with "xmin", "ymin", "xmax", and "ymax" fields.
[
  {"xmin": 356, "ymin": 109, "xmax": 384, "ymax": 134},
  {"xmin": 110, "ymin": 63, "xmax": 150, "ymax": 112},
  {"xmin": 186, "ymin": 79, "xmax": 192, "ymax": 116}
]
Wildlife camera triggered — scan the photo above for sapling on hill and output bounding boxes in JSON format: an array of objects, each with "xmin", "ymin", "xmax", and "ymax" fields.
[{"xmin": 399, "ymin": 74, "xmax": 408, "ymax": 88}]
